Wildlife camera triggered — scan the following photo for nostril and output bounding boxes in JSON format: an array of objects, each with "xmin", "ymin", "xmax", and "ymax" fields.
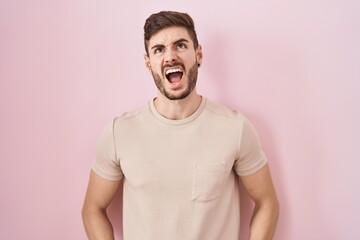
[{"xmin": 166, "ymin": 59, "xmax": 176, "ymax": 64}]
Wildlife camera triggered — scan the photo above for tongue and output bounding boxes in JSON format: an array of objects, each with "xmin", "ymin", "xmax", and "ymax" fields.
[{"xmin": 168, "ymin": 72, "xmax": 182, "ymax": 83}]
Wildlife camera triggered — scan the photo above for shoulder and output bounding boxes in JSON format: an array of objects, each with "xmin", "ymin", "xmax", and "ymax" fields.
[
  {"xmin": 113, "ymin": 103, "xmax": 150, "ymax": 126},
  {"xmin": 203, "ymin": 99, "xmax": 260, "ymax": 135},
  {"xmin": 204, "ymin": 98, "xmax": 245, "ymax": 122}
]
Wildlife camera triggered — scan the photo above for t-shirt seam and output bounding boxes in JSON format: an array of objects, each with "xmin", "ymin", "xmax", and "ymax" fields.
[
  {"xmin": 92, "ymin": 162, "xmax": 122, "ymax": 181},
  {"xmin": 112, "ymin": 117, "xmax": 119, "ymax": 163},
  {"xmin": 149, "ymin": 99, "xmax": 206, "ymax": 127},
  {"xmin": 117, "ymin": 104, "xmax": 149, "ymax": 122},
  {"xmin": 112, "ymin": 106, "xmax": 148, "ymax": 162},
  {"xmin": 204, "ymin": 105, "xmax": 240, "ymax": 121},
  {"xmin": 236, "ymin": 116, "xmax": 244, "ymax": 161},
  {"xmin": 237, "ymin": 157, "xmax": 267, "ymax": 176}
]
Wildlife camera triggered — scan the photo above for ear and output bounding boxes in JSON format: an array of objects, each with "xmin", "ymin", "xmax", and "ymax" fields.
[
  {"xmin": 196, "ymin": 44, "xmax": 203, "ymax": 67},
  {"xmin": 144, "ymin": 54, "xmax": 152, "ymax": 73}
]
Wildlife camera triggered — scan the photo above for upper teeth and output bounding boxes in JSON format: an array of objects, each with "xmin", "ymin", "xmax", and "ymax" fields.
[{"xmin": 165, "ymin": 68, "xmax": 182, "ymax": 75}]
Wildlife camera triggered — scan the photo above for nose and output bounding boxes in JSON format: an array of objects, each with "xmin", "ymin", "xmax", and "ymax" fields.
[{"xmin": 164, "ymin": 48, "xmax": 177, "ymax": 64}]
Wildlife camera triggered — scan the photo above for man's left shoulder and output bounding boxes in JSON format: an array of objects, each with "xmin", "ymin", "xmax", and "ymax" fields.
[{"xmin": 204, "ymin": 99, "xmax": 244, "ymax": 121}]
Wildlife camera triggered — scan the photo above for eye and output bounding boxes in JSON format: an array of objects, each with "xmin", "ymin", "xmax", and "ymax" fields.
[
  {"xmin": 177, "ymin": 42, "xmax": 187, "ymax": 50},
  {"xmin": 154, "ymin": 47, "xmax": 163, "ymax": 54}
]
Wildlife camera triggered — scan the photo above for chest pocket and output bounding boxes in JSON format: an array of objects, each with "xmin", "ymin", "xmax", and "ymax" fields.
[{"xmin": 192, "ymin": 163, "xmax": 225, "ymax": 201}]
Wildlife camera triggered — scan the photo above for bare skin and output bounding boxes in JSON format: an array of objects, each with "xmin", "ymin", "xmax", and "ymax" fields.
[
  {"xmin": 82, "ymin": 25, "xmax": 279, "ymax": 240},
  {"xmin": 82, "ymin": 171, "xmax": 120, "ymax": 240},
  {"xmin": 241, "ymin": 165, "xmax": 279, "ymax": 239}
]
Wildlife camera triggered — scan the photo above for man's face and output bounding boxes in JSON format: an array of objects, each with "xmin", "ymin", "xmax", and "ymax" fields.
[{"xmin": 145, "ymin": 26, "xmax": 202, "ymax": 100}]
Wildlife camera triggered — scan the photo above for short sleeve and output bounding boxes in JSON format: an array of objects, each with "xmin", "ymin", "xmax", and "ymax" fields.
[
  {"xmin": 92, "ymin": 118, "xmax": 124, "ymax": 181},
  {"xmin": 234, "ymin": 116, "xmax": 267, "ymax": 176}
]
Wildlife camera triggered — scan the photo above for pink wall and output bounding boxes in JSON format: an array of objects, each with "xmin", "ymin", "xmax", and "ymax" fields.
[{"xmin": 1, "ymin": 0, "xmax": 359, "ymax": 239}]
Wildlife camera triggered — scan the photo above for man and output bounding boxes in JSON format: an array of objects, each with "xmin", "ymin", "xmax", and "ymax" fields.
[{"xmin": 82, "ymin": 11, "xmax": 279, "ymax": 240}]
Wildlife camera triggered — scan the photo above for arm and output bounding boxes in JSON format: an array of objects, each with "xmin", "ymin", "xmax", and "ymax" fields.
[
  {"xmin": 240, "ymin": 164, "xmax": 279, "ymax": 240},
  {"xmin": 82, "ymin": 170, "xmax": 122, "ymax": 240}
]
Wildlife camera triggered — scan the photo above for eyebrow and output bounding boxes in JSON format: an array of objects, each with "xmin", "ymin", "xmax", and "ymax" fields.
[{"xmin": 150, "ymin": 38, "xmax": 189, "ymax": 50}]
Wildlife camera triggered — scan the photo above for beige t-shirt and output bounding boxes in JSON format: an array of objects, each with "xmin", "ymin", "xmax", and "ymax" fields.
[{"xmin": 93, "ymin": 97, "xmax": 267, "ymax": 240}]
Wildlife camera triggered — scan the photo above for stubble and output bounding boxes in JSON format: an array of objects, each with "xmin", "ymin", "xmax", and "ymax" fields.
[{"xmin": 151, "ymin": 62, "xmax": 199, "ymax": 100}]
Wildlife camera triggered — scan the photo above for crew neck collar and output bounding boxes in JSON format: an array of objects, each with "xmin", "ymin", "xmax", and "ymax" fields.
[{"xmin": 149, "ymin": 97, "xmax": 207, "ymax": 126}]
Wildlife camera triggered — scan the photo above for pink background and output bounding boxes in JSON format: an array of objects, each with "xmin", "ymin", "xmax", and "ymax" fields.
[{"xmin": 1, "ymin": 0, "xmax": 359, "ymax": 239}]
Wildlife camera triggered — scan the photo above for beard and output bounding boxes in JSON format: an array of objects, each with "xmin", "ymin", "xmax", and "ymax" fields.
[{"xmin": 151, "ymin": 62, "xmax": 198, "ymax": 100}]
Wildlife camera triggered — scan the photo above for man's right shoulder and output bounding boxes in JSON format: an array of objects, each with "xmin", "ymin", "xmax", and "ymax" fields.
[{"xmin": 114, "ymin": 103, "xmax": 150, "ymax": 123}]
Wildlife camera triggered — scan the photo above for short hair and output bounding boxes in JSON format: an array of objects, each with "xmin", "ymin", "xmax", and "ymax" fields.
[{"xmin": 143, "ymin": 11, "xmax": 199, "ymax": 55}]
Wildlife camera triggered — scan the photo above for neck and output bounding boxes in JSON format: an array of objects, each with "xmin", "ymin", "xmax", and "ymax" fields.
[{"xmin": 154, "ymin": 90, "xmax": 202, "ymax": 120}]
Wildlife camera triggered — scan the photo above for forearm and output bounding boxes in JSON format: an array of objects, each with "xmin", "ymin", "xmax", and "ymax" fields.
[
  {"xmin": 82, "ymin": 207, "xmax": 114, "ymax": 240},
  {"xmin": 249, "ymin": 200, "xmax": 279, "ymax": 240}
]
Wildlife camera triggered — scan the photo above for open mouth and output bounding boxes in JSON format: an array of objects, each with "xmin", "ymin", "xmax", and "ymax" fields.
[{"xmin": 165, "ymin": 67, "xmax": 183, "ymax": 84}]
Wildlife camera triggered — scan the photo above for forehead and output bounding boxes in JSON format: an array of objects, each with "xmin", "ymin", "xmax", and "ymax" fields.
[{"xmin": 149, "ymin": 26, "xmax": 193, "ymax": 47}]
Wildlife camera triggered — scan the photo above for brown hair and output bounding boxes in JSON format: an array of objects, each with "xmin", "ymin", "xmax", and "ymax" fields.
[{"xmin": 143, "ymin": 11, "xmax": 199, "ymax": 55}]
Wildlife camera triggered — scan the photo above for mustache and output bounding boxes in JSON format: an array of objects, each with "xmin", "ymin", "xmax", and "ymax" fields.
[{"xmin": 162, "ymin": 62, "xmax": 185, "ymax": 73}]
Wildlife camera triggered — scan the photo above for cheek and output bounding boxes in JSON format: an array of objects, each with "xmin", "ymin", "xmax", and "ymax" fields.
[
  {"xmin": 185, "ymin": 56, "xmax": 197, "ymax": 69},
  {"xmin": 150, "ymin": 60, "xmax": 162, "ymax": 71}
]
